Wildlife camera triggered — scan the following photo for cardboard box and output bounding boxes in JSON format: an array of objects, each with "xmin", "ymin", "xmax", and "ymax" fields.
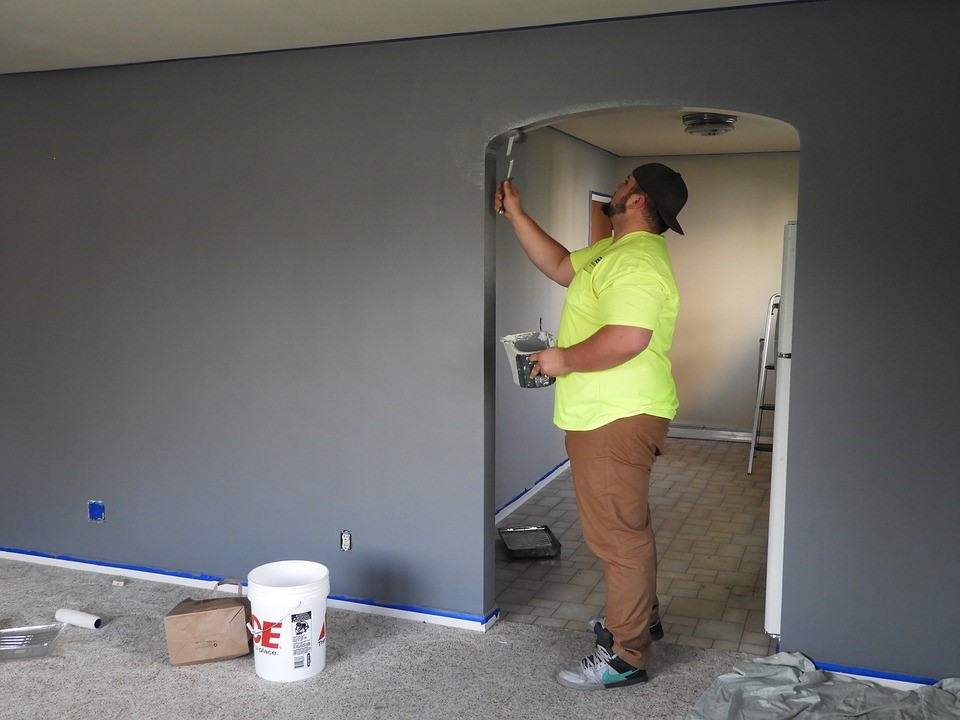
[{"xmin": 164, "ymin": 588, "xmax": 251, "ymax": 666}]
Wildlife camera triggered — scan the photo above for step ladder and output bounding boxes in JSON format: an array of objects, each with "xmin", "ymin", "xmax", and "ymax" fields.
[{"xmin": 748, "ymin": 294, "xmax": 780, "ymax": 474}]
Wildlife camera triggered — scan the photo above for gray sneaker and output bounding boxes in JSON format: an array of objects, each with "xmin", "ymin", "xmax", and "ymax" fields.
[
  {"xmin": 557, "ymin": 624, "xmax": 649, "ymax": 690},
  {"xmin": 586, "ymin": 615, "xmax": 664, "ymax": 641}
]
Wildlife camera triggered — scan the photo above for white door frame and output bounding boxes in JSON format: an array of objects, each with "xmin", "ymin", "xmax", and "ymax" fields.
[{"xmin": 765, "ymin": 221, "xmax": 796, "ymax": 638}]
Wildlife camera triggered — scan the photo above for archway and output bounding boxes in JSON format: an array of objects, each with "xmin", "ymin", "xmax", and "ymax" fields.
[{"xmin": 490, "ymin": 106, "xmax": 799, "ymax": 652}]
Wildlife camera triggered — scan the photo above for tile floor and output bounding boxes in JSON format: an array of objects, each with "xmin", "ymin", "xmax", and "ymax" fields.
[{"xmin": 495, "ymin": 437, "xmax": 778, "ymax": 656}]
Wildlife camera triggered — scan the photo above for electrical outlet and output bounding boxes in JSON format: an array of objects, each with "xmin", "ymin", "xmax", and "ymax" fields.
[
  {"xmin": 340, "ymin": 530, "xmax": 352, "ymax": 552},
  {"xmin": 88, "ymin": 500, "xmax": 105, "ymax": 523}
]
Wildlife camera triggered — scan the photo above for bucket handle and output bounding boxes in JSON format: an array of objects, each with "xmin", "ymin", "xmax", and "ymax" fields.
[
  {"xmin": 212, "ymin": 578, "xmax": 245, "ymax": 597},
  {"xmin": 245, "ymin": 599, "xmax": 304, "ymax": 640}
]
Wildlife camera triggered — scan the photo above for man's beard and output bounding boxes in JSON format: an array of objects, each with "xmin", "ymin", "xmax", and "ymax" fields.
[{"xmin": 602, "ymin": 195, "xmax": 628, "ymax": 218}]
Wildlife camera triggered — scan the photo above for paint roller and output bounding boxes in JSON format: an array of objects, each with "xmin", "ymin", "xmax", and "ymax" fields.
[
  {"xmin": 498, "ymin": 129, "xmax": 525, "ymax": 215},
  {"xmin": 504, "ymin": 128, "xmax": 523, "ymax": 180},
  {"xmin": 55, "ymin": 608, "xmax": 103, "ymax": 629}
]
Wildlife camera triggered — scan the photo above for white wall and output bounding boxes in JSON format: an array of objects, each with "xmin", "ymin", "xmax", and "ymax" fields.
[{"xmin": 618, "ymin": 153, "xmax": 799, "ymax": 432}]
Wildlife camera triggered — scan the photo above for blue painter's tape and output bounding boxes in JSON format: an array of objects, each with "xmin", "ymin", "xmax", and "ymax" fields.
[
  {"xmin": 815, "ymin": 661, "xmax": 938, "ymax": 686},
  {"xmin": 2, "ymin": 546, "xmax": 497, "ymax": 625},
  {"xmin": 328, "ymin": 594, "xmax": 495, "ymax": 625},
  {"xmin": 0, "ymin": 547, "xmax": 223, "ymax": 583},
  {"xmin": 494, "ymin": 458, "xmax": 568, "ymax": 516},
  {"xmin": 497, "ymin": 488, "xmax": 529, "ymax": 514},
  {"xmin": 536, "ymin": 459, "xmax": 568, "ymax": 485}
]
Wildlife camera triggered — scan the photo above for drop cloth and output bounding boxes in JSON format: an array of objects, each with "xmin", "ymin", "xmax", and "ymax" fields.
[{"xmin": 687, "ymin": 652, "xmax": 960, "ymax": 719}]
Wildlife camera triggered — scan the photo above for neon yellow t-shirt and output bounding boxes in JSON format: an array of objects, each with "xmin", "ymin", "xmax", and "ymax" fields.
[{"xmin": 554, "ymin": 231, "xmax": 679, "ymax": 431}]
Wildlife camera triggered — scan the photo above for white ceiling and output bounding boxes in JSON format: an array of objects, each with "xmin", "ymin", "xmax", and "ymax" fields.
[
  {"xmin": 0, "ymin": 0, "xmax": 803, "ymax": 156},
  {"xmin": 550, "ymin": 107, "xmax": 799, "ymax": 157}
]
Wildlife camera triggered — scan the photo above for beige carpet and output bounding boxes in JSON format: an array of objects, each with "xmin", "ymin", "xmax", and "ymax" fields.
[{"xmin": 0, "ymin": 558, "xmax": 749, "ymax": 720}]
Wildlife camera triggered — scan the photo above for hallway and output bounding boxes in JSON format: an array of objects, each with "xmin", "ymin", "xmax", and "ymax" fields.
[{"xmin": 495, "ymin": 437, "xmax": 777, "ymax": 655}]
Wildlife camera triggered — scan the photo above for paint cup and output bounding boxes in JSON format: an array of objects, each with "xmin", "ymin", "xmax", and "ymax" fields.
[
  {"xmin": 500, "ymin": 331, "xmax": 557, "ymax": 388},
  {"xmin": 246, "ymin": 560, "xmax": 329, "ymax": 682}
]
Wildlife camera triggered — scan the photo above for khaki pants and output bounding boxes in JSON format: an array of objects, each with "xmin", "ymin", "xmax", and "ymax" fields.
[{"xmin": 565, "ymin": 413, "xmax": 669, "ymax": 669}]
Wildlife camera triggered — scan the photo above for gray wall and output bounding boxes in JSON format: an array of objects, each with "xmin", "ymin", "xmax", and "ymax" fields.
[
  {"xmin": 1, "ymin": 45, "xmax": 492, "ymax": 615},
  {"xmin": 2, "ymin": 0, "xmax": 958, "ymax": 678},
  {"xmin": 494, "ymin": 128, "xmax": 614, "ymax": 512}
]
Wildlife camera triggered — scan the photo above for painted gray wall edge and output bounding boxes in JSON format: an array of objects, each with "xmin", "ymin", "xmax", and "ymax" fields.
[
  {"xmin": 494, "ymin": 128, "xmax": 612, "ymax": 513},
  {"xmin": 2, "ymin": 0, "xmax": 958, "ymax": 678}
]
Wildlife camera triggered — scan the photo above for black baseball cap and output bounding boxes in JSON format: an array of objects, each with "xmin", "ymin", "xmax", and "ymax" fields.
[{"xmin": 631, "ymin": 163, "xmax": 688, "ymax": 235}]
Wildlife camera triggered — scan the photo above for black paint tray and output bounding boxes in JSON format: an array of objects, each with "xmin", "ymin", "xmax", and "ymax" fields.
[{"xmin": 498, "ymin": 525, "xmax": 561, "ymax": 560}]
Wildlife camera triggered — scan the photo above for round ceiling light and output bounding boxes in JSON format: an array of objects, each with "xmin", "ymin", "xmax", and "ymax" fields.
[{"xmin": 683, "ymin": 112, "xmax": 738, "ymax": 136}]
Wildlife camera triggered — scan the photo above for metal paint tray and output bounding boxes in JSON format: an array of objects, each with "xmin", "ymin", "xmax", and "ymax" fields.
[
  {"xmin": 0, "ymin": 622, "xmax": 66, "ymax": 662},
  {"xmin": 498, "ymin": 525, "xmax": 561, "ymax": 560},
  {"xmin": 500, "ymin": 331, "xmax": 557, "ymax": 389}
]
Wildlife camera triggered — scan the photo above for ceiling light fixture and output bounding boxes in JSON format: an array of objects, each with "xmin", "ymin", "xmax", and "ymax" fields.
[{"xmin": 683, "ymin": 112, "xmax": 738, "ymax": 136}]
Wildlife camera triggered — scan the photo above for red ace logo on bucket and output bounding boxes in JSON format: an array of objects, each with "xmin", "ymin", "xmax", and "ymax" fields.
[{"xmin": 249, "ymin": 614, "xmax": 281, "ymax": 655}]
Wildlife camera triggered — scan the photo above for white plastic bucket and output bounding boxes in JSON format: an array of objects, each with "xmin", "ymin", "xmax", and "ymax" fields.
[
  {"xmin": 246, "ymin": 560, "xmax": 330, "ymax": 682},
  {"xmin": 500, "ymin": 331, "xmax": 557, "ymax": 388}
]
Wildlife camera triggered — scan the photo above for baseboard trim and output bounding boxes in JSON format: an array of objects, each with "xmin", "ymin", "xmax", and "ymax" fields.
[
  {"xmin": 0, "ymin": 548, "xmax": 499, "ymax": 632},
  {"xmin": 494, "ymin": 459, "xmax": 570, "ymax": 524},
  {"xmin": 668, "ymin": 425, "xmax": 753, "ymax": 443}
]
